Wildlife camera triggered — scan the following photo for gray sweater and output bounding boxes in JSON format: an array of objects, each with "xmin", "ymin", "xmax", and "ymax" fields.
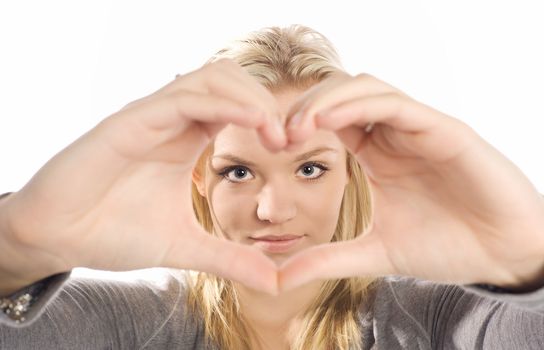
[{"xmin": 1, "ymin": 268, "xmax": 543, "ymax": 349}]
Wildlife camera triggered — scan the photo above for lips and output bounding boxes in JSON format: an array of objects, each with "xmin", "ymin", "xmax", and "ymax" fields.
[
  {"xmin": 249, "ymin": 234, "xmax": 302, "ymax": 241},
  {"xmin": 249, "ymin": 234, "xmax": 304, "ymax": 253}
]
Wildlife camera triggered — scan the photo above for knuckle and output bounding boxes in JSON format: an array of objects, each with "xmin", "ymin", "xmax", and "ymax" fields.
[
  {"xmin": 297, "ymin": 103, "xmax": 313, "ymax": 118},
  {"xmin": 327, "ymin": 70, "xmax": 351, "ymax": 81},
  {"xmin": 201, "ymin": 59, "xmax": 241, "ymax": 80},
  {"xmin": 120, "ymin": 101, "xmax": 136, "ymax": 111},
  {"xmin": 385, "ymin": 92, "xmax": 407, "ymax": 115},
  {"xmin": 119, "ymin": 97, "xmax": 146, "ymax": 111},
  {"xmin": 170, "ymin": 90, "xmax": 191, "ymax": 110},
  {"xmin": 214, "ymin": 57, "xmax": 239, "ymax": 70},
  {"xmin": 202, "ymin": 61, "xmax": 221, "ymax": 75},
  {"xmin": 354, "ymin": 72, "xmax": 375, "ymax": 82}
]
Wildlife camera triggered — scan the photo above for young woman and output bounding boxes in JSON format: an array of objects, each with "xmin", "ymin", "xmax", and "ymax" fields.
[{"xmin": 1, "ymin": 25, "xmax": 543, "ymax": 349}]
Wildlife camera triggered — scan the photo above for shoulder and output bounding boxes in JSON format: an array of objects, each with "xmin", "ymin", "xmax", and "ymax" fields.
[
  {"xmin": 66, "ymin": 267, "xmax": 192, "ymax": 307},
  {"xmin": 64, "ymin": 267, "xmax": 201, "ymax": 320},
  {"xmin": 359, "ymin": 276, "xmax": 469, "ymax": 347},
  {"xmin": 365, "ymin": 275, "xmax": 522, "ymax": 330},
  {"xmin": 63, "ymin": 268, "xmax": 206, "ymax": 347},
  {"xmin": 369, "ymin": 275, "xmax": 466, "ymax": 313},
  {"xmin": 363, "ymin": 276, "xmax": 467, "ymax": 328},
  {"xmin": 0, "ymin": 268, "xmax": 207, "ymax": 349}
]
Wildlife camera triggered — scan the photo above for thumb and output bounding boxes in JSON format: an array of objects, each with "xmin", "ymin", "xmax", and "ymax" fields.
[
  {"xmin": 278, "ymin": 234, "xmax": 394, "ymax": 292},
  {"xmin": 162, "ymin": 229, "xmax": 279, "ymax": 295}
]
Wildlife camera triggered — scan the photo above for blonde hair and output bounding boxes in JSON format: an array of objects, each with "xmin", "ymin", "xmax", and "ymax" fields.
[{"xmin": 186, "ymin": 25, "xmax": 377, "ymax": 350}]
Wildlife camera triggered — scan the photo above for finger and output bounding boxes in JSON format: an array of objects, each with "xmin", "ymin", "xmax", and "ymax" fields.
[
  {"xmin": 315, "ymin": 93, "xmax": 441, "ymax": 133},
  {"xmin": 200, "ymin": 61, "xmax": 286, "ymax": 150},
  {"xmin": 317, "ymin": 93, "xmax": 470, "ymax": 161},
  {"xmin": 285, "ymin": 74, "xmax": 396, "ymax": 144},
  {"xmin": 211, "ymin": 59, "xmax": 282, "ymax": 117},
  {"xmin": 164, "ymin": 230, "xmax": 279, "ymax": 295},
  {"xmin": 112, "ymin": 91, "xmax": 267, "ymax": 148},
  {"xmin": 140, "ymin": 60, "xmax": 286, "ymax": 149},
  {"xmin": 278, "ymin": 234, "xmax": 395, "ymax": 292},
  {"xmin": 284, "ymin": 71, "xmax": 353, "ymax": 119},
  {"xmin": 145, "ymin": 59, "xmax": 275, "ymax": 109},
  {"xmin": 198, "ymin": 59, "xmax": 286, "ymax": 145}
]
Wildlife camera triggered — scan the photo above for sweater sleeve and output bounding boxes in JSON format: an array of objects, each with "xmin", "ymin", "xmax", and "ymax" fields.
[
  {"xmin": 0, "ymin": 268, "xmax": 207, "ymax": 350},
  {"xmin": 375, "ymin": 276, "xmax": 544, "ymax": 349},
  {"xmin": 436, "ymin": 283, "xmax": 544, "ymax": 349},
  {"xmin": 0, "ymin": 271, "xmax": 72, "ymax": 326}
]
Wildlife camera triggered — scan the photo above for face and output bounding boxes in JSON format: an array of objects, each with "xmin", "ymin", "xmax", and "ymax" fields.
[{"xmin": 194, "ymin": 89, "xmax": 349, "ymax": 264}]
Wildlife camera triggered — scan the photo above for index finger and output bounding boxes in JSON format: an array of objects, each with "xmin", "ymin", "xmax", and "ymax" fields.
[{"xmin": 285, "ymin": 73, "xmax": 397, "ymax": 145}]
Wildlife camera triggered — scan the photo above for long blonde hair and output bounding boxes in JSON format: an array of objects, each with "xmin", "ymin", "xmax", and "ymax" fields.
[{"xmin": 186, "ymin": 25, "xmax": 377, "ymax": 350}]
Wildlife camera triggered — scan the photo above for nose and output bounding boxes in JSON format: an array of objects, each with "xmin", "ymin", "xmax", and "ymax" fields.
[{"xmin": 256, "ymin": 183, "xmax": 297, "ymax": 224}]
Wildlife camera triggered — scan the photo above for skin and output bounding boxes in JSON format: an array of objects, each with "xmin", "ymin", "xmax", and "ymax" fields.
[
  {"xmin": 280, "ymin": 72, "xmax": 544, "ymax": 293},
  {"xmin": 0, "ymin": 59, "xmax": 284, "ymax": 296},
  {"xmin": 2, "ymin": 58, "xmax": 544, "ymax": 348},
  {"xmin": 192, "ymin": 89, "xmax": 349, "ymax": 349}
]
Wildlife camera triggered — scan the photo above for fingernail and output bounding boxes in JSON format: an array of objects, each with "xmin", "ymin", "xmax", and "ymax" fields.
[
  {"xmin": 273, "ymin": 120, "xmax": 287, "ymax": 147},
  {"xmin": 275, "ymin": 119, "xmax": 285, "ymax": 136},
  {"xmin": 284, "ymin": 142, "xmax": 303, "ymax": 152},
  {"xmin": 316, "ymin": 108, "xmax": 332, "ymax": 119},
  {"xmin": 288, "ymin": 112, "xmax": 303, "ymax": 129},
  {"xmin": 245, "ymin": 106, "xmax": 265, "ymax": 118}
]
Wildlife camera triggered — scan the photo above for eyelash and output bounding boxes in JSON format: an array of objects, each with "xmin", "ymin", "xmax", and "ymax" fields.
[{"xmin": 217, "ymin": 162, "xmax": 330, "ymax": 184}]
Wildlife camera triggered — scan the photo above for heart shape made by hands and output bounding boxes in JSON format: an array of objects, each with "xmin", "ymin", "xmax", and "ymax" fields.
[
  {"xmin": 7, "ymin": 63, "xmax": 540, "ymax": 298},
  {"xmin": 1, "ymin": 44, "xmax": 543, "ymax": 350}
]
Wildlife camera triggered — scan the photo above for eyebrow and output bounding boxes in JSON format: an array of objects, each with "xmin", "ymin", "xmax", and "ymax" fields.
[{"xmin": 212, "ymin": 147, "xmax": 339, "ymax": 166}]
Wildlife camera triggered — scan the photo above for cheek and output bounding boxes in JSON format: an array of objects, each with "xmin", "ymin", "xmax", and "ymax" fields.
[
  {"xmin": 205, "ymin": 171, "xmax": 347, "ymax": 242},
  {"xmin": 302, "ymin": 182, "xmax": 345, "ymax": 242},
  {"xmin": 209, "ymin": 186, "xmax": 256, "ymax": 238}
]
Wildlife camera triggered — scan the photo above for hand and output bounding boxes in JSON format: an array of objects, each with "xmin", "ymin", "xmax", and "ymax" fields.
[
  {"xmin": 279, "ymin": 72, "xmax": 544, "ymax": 292},
  {"xmin": 2, "ymin": 59, "xmax": 285, "ymax": 295}
]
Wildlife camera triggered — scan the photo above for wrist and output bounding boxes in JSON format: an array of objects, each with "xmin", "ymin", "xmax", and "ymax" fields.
[
  {"xmin": 0, "ymin": 192, "xmax": 15, "ymax": 243},
  {"xmin": 0, "ymin": 192, "xmax": 62, "ymax": 296},
  {"xmin": 0, "ymin": 192, "xmax": 27, "ymax": 295},
  {"xmin": 0, "ymin": 192, "xmax": 25, "ymax": 295},
  {"xmin": 498, "ymin": 263, "xmax": 544, "ymax": 293},
  {"xmin": 1, "ymin": 271, "xmax": 71, "ymax": 324},
  {"xmin": 491, "ymin": 244, "xmax": 544, "ymax": 293}
]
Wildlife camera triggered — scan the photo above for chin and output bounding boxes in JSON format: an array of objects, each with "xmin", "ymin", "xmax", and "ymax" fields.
[{"xmin": 267, "ymin": 254, "xmax": 291, "ymax": 266}]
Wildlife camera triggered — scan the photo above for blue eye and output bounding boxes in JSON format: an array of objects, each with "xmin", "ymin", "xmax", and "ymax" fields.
[
  {"xmin": 217, "ymin": 162, "xmax": 329, "ymax": 184},
  {"xmin": 220, "ymin": 166, "xmax": 254, "ymax": 183},
  {"xmin": 296, "ymin": 162, "xmax": 329, "ymax": 180}
]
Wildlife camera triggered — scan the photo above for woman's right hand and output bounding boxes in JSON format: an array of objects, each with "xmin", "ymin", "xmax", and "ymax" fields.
[{"xmin": 0, "ymin": 58, "xmax": 285, "ymax": 295}]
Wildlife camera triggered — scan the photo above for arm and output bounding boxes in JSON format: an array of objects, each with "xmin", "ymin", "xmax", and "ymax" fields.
[
  {"xmin": 375, "ymin": 276, "xmax": 544, "ymax": 349},
  {"xmin": 0, "ymin": 60, "xmax": 283, "ymax": 299},
  {"xmin": 437, "ymin": 283, "xmax": 544, "ymax": 349},
  {"xmin": 1, "ymin": 189, "xmax": 202, "ymax": 346},
  {"xmin": 0, "ymin": 269, "xmax": 201, "ymax": 349},
  {"xmin": 0, "ymin": 271, "xmax": 70, "ymax": 326}
]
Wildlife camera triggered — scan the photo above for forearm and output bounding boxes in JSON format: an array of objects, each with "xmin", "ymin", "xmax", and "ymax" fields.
[
  {"xmin": 0, "ymin": 192, "xmax": 24, "ymax": 295},
  {"xmin": 493, "ymin": 193, "xmax": 544, "ymax": 293}
]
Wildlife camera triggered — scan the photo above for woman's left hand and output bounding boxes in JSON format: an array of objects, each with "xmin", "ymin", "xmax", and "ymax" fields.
[{"xmin": 279, "ymin": 72, "xmax": 544, "ymax": 292}]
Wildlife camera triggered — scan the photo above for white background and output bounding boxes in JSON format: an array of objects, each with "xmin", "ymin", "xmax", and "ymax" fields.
[{"xmin": 1, "ymin": 1, "xmax": 543, "ymax": 277}]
